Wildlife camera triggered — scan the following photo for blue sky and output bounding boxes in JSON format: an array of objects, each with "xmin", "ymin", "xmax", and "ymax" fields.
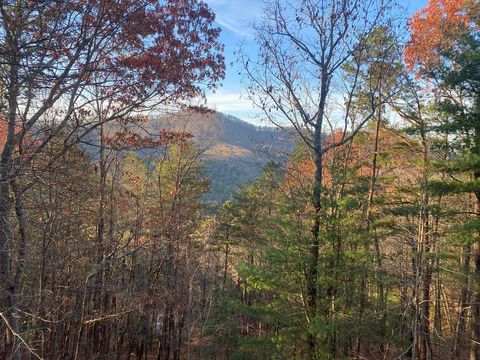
[{"xmin": 203, "ymin": 0, "xmax": 429, "ymax": 123}]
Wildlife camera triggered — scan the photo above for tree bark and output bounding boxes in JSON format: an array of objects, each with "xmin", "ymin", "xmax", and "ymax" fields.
[
  {"xmin": 471, "ymin": 186, "xmax": 480, "ymax": 360},
  {"xmin": 418, "ymin": 133, "xmax": 433, "ymax": 360},
  {"xmin": 356, "ymin": 112, "xmax": 382, "ymax": 358},
  {"xmin": 307, "ymin": 96, "xmax": 325, "ymax": 359},
  {"xmin": 0, "ymin": 30, "xmax": 21, "ymax": 359}
]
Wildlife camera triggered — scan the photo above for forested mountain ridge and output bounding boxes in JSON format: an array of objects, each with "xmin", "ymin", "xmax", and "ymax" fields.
[
  {"xmin": 82, "ymin": 111, "xmax": 294, "ymax": 203},
  {"xmin": 149, "ymin": 111, "xmax": 295, "ymax": 203}
]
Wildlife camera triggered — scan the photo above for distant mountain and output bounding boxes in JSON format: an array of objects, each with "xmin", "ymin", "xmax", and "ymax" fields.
[
  {"xmin": 150, "ymin": 111, "xmax": 295, "ymax": 203},
  {"xmin": 81, "ymin": 111, "xmax": 295, "ymax": 203}
]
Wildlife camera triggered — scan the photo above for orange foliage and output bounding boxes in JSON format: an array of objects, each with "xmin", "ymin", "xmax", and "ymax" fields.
[
  {"xmin": 105, "ymin": 128, "xmax": 193, "ymax": 150},
  {"xmin": 283, "ymin": 128, "xmax": 418, "ymax": 194},
  {"xmin": 0, "ymin": 121, "xmax": 25, "ymax": 151},
  {"xmin": 0, "ymin": 121, "xmax": 8, "ymax": 150},
  {"xmin": 405, "ymin": 0, "xmax": 473, "ymax": 72},
  {"xmin": 322, "ymin": 131, "xmax": 371, "ymax": 186},
  {"xmin": 283, "ymin": 130, "xmax": 372, "ymax": 192}
]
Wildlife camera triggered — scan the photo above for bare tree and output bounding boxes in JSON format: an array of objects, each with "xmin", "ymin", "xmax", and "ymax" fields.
[
  {"xmin": 0, "ymin": 1, "xmax": 223, "ymax": 357},
  {"xmin": 241, "ymin": 0, "xmax": 400, "ymax": 357}
]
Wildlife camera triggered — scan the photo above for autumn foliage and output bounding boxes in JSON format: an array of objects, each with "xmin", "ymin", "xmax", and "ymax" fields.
[
  {"xmin": 105, "ymin": 128, "xmax": 193, "ymax": 150},
  {"xmin": 405, "ymin": 0, "xmax": 475, "ymax": 72}
]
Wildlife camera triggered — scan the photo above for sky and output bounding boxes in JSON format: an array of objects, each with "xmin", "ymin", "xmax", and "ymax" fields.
[{"xmin": 203, "ymin": 0, "xmax": 429, "ymax": 124}]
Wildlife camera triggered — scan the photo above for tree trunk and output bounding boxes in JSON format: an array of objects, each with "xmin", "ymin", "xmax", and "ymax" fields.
[
  {"xmin": 0, "ymin": 35, "xmax": 21, "ymax": 360},
  {"xmin": 307, "ymin": 119, "xmax": 324, "ymax": 359},
  {"xmin": 415, "ymin": 121, "xmax": 433, "ymax": 360},
  {"xmin": 93, "ymin": 122, "xmax": 107, "ymax": 356},
  {"xmin": 471, "ymin": 187, "xmax": 480, "ymax": 360},
  {"xmin": 453, "ymin": 246, "xmax": 471, "ymax": 356},
  {"xmin": 356, "ymin": 110, "xmax": 382, "ymax": 358}
]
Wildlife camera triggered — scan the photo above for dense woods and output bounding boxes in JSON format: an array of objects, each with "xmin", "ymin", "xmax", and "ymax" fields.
[{"xmin": 0, "ymin": 0, "xmax": 479, "ymax": 359}]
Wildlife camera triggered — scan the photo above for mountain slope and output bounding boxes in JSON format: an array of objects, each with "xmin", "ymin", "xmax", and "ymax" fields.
[{"xmin": 150, "ymin": 111, "xmax": 294, "ymax": 203}]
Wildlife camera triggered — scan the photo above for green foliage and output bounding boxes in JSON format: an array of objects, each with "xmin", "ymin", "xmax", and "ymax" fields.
[
  {"xmin": 447, "ymin": 219, "xmax": 480, "ymax": 245},
  {"xmin": 428, "ymin": 179, "xmax": 480, "ymax": 195},
  {"xmin": 434, "ymin": 153, "xmax": 480, "ymax": 173}
]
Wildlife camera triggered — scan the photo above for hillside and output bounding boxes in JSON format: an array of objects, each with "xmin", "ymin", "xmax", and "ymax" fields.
[{"xmin": 149, "ymin": 111, "xmax": 295, "ymax": 203}]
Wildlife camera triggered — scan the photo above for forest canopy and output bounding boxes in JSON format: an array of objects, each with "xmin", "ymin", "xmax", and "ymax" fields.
[{"xmin": 0, "ymin": 0, "xmax": 479, "ymax": 359}]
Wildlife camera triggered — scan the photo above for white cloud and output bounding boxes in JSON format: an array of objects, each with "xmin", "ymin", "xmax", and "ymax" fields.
[
  {"xmin": 205, "ymin": 0, "xmax": 262, "ymax": 39},
  {"xmin": 204, "ymin": 91, "xmax": 263, "ymax": 121}
]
